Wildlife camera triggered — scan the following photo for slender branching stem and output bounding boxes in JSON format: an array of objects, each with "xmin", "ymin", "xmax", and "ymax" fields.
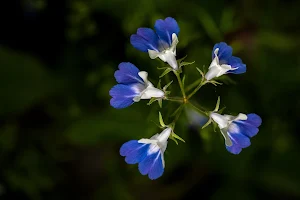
[
  {"xmin": 174, "ymin": 71, "xmax": 187, "ymax": 103},
  {"xmin": 187, "ymin": 79, "xmax": 208, "ymax": 100}
]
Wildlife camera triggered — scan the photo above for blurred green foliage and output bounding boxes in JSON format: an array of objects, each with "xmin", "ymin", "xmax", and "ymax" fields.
[{"xmin": 0, "ymin": 0, "xmax": 300, "ymax": 199}]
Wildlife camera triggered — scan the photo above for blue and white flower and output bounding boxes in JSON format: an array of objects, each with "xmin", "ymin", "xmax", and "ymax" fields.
[
  {"xmin": 120, "ymin": 127, "xmax": 172, "ymax": 180},
  {"xmin": 130, "ymin": 17, "xmax": 180, "ymax": 70},
  {"xmin": 109, "ymin": 62, "xmax": 164, "ymax": 109},
  {"xmin": 205, "ymin": 42, "xmax": 247, "ymax": 81},
  {"xmin": 210, "ymin": 112, "xmax": 262, "ymax": 154}
]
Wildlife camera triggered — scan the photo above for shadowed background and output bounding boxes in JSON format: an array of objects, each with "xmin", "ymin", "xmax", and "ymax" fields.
[{"xmin": 0, "ymin": 0, "xmax": 300, "ymax": 199}]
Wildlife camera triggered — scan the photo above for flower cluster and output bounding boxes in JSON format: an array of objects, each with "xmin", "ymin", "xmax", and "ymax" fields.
[{"xmin": 109, "ymin": 17, "xmax": 262, "ymax": 180}]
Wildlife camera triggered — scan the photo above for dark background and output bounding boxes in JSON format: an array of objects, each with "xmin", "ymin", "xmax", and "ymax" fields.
[{"xmin": 0, "ymin": 0, "xmax": 300, "ymax": 199}]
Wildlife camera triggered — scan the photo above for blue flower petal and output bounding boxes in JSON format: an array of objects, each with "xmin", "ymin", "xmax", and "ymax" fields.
[
  {"xmin": 232, "ymin": 121, "xmax": 259, "ymax": 138},
  {"xmin": 228, "ymin": 132, "xmax": 251, "ymax": 148},
  {"xmin": 212, "ymin": 42, "xmax": 232, "ymax": 61},
  {"xmin": 246, "ymin": 114, "xmax": 262, "ymax": 127},
  {"xmin": 148, "ymin": 153, "xmax": 164, "ymax": 180},
  {"xmin": 226, "ymin": 142, "xmax": 242, "ymax": 154},
  {"xmin": 138, "ymin": 152, "xmax": 157, "ymax": 175},
  {"xmin": 226, "ymin": 124, "xmax": 251, "ymax": 154},
  {"xmin": 110, "ymin": 97, "xmax": 133, "ymax": 109},
  {"xmin": 232, "ymin": 114, "xmax": 261, "ymax": 137},
  {"xmin": 130, "ymin": 28, "xmax": 160, "ymax": 52},
  {"xmin": 109, "ymin": 84, "xmax": 139, "ymax": 109},
  {"xmin": 114, "ymin": 62, "xmax": 143, "ymax": 84},
  {"xmin": 226, "ymin": 56, "xmax": 246, "ymax": 74},
  {"xmin": 154, "ymin": 17, "xmax": 180, "ymax": 46},
  {"xmin": 120, "ymin": 140, "xmax": 141, "ymax": 156},
  {"xmin": 138, "ymin": 151, "xmax": 164, "ymax": 180},
  {"xmin": 124, "ymin": 143, "xmax": 150, "ymax": 164}
]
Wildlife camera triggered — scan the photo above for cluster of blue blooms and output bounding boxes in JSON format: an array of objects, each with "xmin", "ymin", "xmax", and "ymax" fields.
[{"xmin": 109, "ymin": 17, "xmax": 262, "ymax": 180}]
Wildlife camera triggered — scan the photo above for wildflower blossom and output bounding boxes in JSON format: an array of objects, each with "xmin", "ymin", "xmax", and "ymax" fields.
[
  {"xmin": 130, "ymin": 17, "xmax": 180, "ymax": 70},
  {"xmin": 205, "ymin": 42, "xmax": 246, "ymax": 80},
  {"xmin": 109, "ymin": 62, "xmax": 164, "ymax": 109},
  {"xmin": 120, "ymin": 127, "xmax": 172, "ymax": 180},
  {"xmin": 210, "ymin": 112, "xmax": 262, "ymax": 154}
]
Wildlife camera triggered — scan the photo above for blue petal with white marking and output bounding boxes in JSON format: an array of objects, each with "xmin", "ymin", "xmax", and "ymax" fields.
[
  {"xmin": 227, "ymin": 56, "xmax": 246, "ymax": 74},
  {"xmin": 109, "ymin": 84, "xmax": 142, "ymax": 109},
  {"xmin": 154, "ymin": 17, "xmax": 180, "ymax": 46},
  {"xmin": 130, "ymin": 28, "xmax": 160, "ymax": 52},
  {"xmin": 130, "ymin": 17, "xmax": 180, "ymax": 70},
  {"xmin": 114, "ymin": 62, "xmax": 143, "ymax": 84},
  {"xmin": 212, "ymin": 42, "xmax": 232, "ymax": 61},
  {"xmin": 225, "ymin": 113, "xmax": 262, "ymax": 154},
  {"xmin": 138, "ymin": 151, "xmax": 164, "ymax": 180},
  {"xmin": 206, "ymin": 42, "xmax": 247, "ymax": 80},
  {"xmin": 119, "ymin": 128, "xmax": 172, "ymax": 180}
]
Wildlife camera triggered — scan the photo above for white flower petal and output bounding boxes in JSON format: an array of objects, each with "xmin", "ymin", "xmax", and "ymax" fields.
[
  {"xmin": 147, "ymin": 33, "xmax": 179, "ymax": 70},
  {"xmin": 138, "ymin": 127, "xmax": 172, "ymax": 169},
  {"xmin": 149, "ymin": 134, "xmax": 159, "ymax": 140},
  {"xmin": 138, "ymin": 71, "xmax": 150, "ymax": 85},
  {"xmin": 161, "ymin": 152, "xmax": 165, "ymax": 168},
  {"xmin": 148, "ymin": 49, "xmax": 160, "ymax": 59},
  {"xmin": 205, "ymin": 49, "xmax": 233, "ymax": 80},
  {"xmin": 138, "ymin": 138, "xmax": 157, "ymax": 144},
  {"xmin": 170, "ymin": 33, "xmax": 179, "ymax": 54},
  {"xmin": 133, "ymin": 96, "xmax": 141, "ymax": 102},
  {"xmin": 210, "ymin": 112, "xmax": 229, "ymax": 129},
  {"xmin": 148, "ymin": 143, "xmax": 160, "ymax": 154},
  {"xmin": 220, "ymin": 128, "xmax": 233, "ymax": 146},
  {"xmin": 158, "ymin": 50, "xmax": 178, "ymax": 70},
  {"xmin": 157, "ymin": 127, "xmax": 172, "ymax": 144},
  {"xmin": 214, "ymin": 48, "xmax": 219, "ymax": 58},
  {"xmin": 205, "ymin": 65, "xmax": 221, "ymax": 80},
  {"xmin": 234, "ymin": 113, "xmax": 247, "ymax": 121},
  {"xmin": 209, "ymin": 53, "xmax": 219, "ymax": 69},
  {"xmin": 140, "ymin": 87, "xmax": 164, "ymax": 99}
]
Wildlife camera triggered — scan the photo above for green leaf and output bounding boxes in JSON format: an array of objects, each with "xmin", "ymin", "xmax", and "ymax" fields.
[
  {"xmin": 147, "ymin": 97, "xmax": 157, "ymax": 106},
  {"xmin": 172, "ymin": 132, "xmax": 185, "ymax": 143},
  {"xmin": 218, "ymin": 106, "xmax": 226, "ymax": 114},
  {"xmin": 158, "ymin": 99, "xmax": 162, "ymax": 108},
  {"xmin": 169, "ymin": 136, "xmax": 179, "ymax": 145},
  {"xmin": 209, "ymin": 80, "xmax": 223, "ymax": 86},
  {"xmin": 180, "ymin": 61, "xmax": 195, "ymax": 67},
  {"xmin": 163, "ymin": 80, "xmax": 173, "ymax": 91},
  {"xmin": 150, "ymin": 120, "xmax": 161, "ymax": 128},
  {"xmin": 196, "ymin": 67, "xmax": 205, "ymax": 78},
  {"xmin": 214, "ymin": 96, "xmax": 221, "ymax": 112},
  {"xmin": 213, "ymin": 121, "xmax": 218, "ymax": 132},
  {"xmin": 157, "ymin": 79, "xmax": 162, "ymax": 89},
  {"xmin": 177, "ymin": 55, "xmax": 187, "ymax": 63},
  {"xmin": 202, "ymin": 118, "xmax": 212, "ymax": 129},
  {"xmin": 157, "ymin": 66, "xmax": 168, "ymax": 70},
  {"xmin": 159, "ymin": 68, "xmax": 172, "ymax": 78},
  {"xmin": 182, "ymin": 75, "xmax": 186, "ymax": 87},
  {"xmin": 164, "ymin": 91, "xmax": 171, "ymax": 95},
  {"xmin": 158, "ymin": 112, "xmax": 165, "ymax": 127}
]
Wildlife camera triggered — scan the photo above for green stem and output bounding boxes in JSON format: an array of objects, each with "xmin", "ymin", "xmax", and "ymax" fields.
[
  {"xmin": 187, "ymin": 79, "xmax": 207, "ymax": 100},
  {"xmin": 171, "ymin": 104, "xmax": 184, "ymax": 126},
  {"xmin": 164, "ymin": 96, "xmax": 184, "ymax": 103},
  {"xmin": 188, "ymin": 102, "xmax": 207, "ymax": 116},
  {"xmin": 174, "ymin": 71, "xmax": 187, "ymax": 101},
  {"xmin": 185, "ymin": 79, "xmax": 201, "ymax": 93}
]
